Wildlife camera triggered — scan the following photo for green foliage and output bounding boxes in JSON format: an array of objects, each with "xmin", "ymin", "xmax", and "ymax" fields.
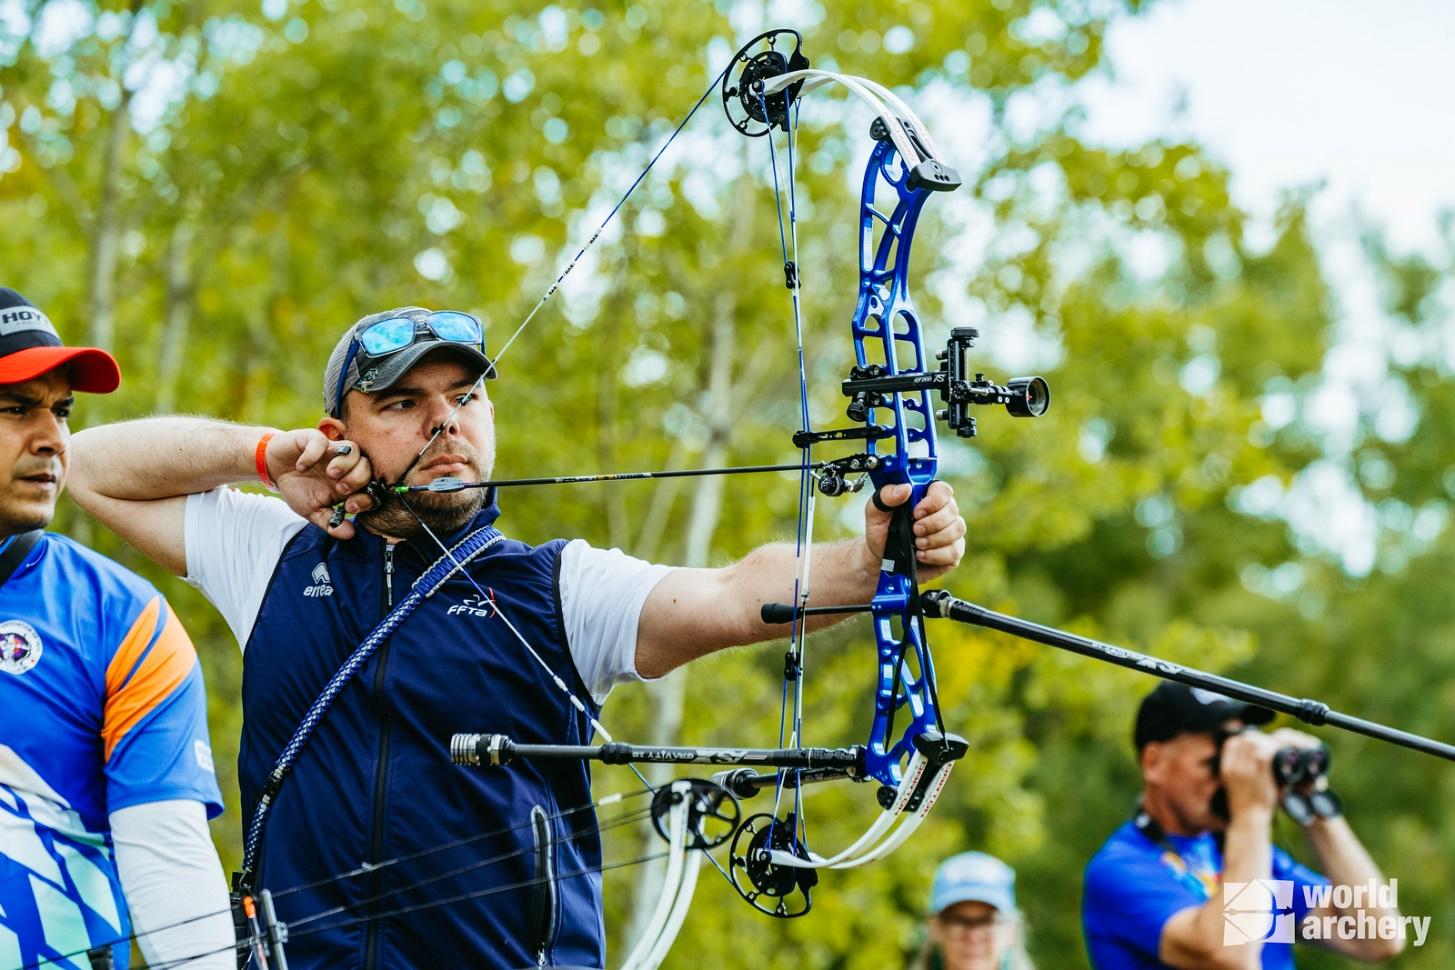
[{"xmin": 4, "ymin": 0, "xmax": 1453, "ymax": 966}]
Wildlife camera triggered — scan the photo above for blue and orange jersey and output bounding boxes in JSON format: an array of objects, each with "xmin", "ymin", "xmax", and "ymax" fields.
[{"xmin": 0, "ymin": 532, "xmax": 222, "ymax": 969}]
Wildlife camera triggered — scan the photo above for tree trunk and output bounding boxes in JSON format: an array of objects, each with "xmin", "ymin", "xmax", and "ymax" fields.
[
  {"xmin": 620, "ymin": 184, "xmax": 752, "ymax": 953},
  {"xmin": 85, "ymin": 66, "xmax": 134, "ymax": 356},
  {"xmin": 155, "ymin": 218, "xmax": 196, "ymax": 412}
]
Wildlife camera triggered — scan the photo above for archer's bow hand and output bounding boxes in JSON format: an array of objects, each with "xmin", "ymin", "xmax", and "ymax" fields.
[
  {"xmin": 863, "ymin": 481, "xmax": 966, "ymax": 582},
  {"xmin": 265, "ymin": 429, "xmax": 377, "ymax": 538}
]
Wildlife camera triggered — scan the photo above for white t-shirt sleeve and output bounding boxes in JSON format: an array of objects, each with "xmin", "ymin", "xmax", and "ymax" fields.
[
  {"xmin": 558, "ymin": 539, "xmax": 674, "ymax": 705},
  {"xmin": 110, "ymin": 799, "xmax": 234, "ymax": 969},
  {"xmin": 183, "ymin": 486, "xmax": 308, "ymax": 651}
]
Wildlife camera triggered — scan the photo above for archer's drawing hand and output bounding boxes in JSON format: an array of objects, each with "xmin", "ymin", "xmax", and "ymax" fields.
[
  {"xmin": 264, "ymin": 429, "xmax": 377, "ymax": 538},
  {"xmin": 863, "ymin": 481, "xmax": 966, "ymax": 583}
]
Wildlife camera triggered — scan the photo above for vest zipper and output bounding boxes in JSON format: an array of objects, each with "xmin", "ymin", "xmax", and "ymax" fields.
[{"xmin": 363, "ymin": 543, "xmax": 397, "ymax": 970}]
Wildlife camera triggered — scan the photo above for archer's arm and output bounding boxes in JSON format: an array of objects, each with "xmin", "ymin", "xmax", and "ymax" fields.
[
  {"xmin": 634, "ymin": 481, "xmax": 964, "ymax": 678},
  {"xmin": 69, "ymin": 416, "xmax": 375, "ymax": 575}
]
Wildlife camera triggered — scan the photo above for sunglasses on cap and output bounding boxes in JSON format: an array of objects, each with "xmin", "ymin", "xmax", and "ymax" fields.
[{"xmin": 332, "ymin": 311, "xmax": 484, "ymax": 416}]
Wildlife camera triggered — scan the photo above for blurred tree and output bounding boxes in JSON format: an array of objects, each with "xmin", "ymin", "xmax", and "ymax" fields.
[{"xmin": 2, "ymin": 0, "xmax": 1451, "ymax": 966}]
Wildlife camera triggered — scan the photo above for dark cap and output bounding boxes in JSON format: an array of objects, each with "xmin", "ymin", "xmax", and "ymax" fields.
[
  {"xmin": 322, "ymin": 306, "xmax": 495, "ymax": 417},
  {"xmin": 1134, "ymin": 682, "xmax": 1275, "ymax": 750},
  {"xmin": 0, "ymin": 288, "xmax": 120, "ymax": 393}
]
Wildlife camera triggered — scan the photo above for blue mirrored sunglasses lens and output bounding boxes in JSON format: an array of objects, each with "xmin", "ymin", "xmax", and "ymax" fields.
[
  {"xmin": 359, "ymin": 317, "xmax": 417, "ymax": 354},
  {"xmin": 429, "ymin": 311, "xmax": 482, "ymax": 343}
]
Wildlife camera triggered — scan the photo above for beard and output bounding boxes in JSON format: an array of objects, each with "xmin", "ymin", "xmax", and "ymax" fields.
[
  {"xmin": 355, "ymin": 439, "xmax": 493, "ymax": 541},
  {"xmin": 361, "ymin": 486, "xmax": 486, "ymax": 540},
  {"xmin": 0, "ymin": 504, "xmax": 52, "ymax": 538},
  {"xmin": 1, "ymin": 470, "xmax": 61, "ymax": 537}
]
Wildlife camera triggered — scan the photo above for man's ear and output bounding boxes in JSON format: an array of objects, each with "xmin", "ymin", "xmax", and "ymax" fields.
[
  {"xmin": 318, "ymin": 416, "xmax": 346, "ymax": 441},
  {"xmin": 1140, "ymin": 742, "xmax": 1164, "ymax": 784}
]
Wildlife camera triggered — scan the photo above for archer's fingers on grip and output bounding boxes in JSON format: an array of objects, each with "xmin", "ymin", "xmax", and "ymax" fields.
[
  {"xmin": 871, "ymin": 482, "xmax": 911, "ymax": 513},
  {"xmin": 912, "ymin": 502, "xmax": 964, "ymax": 539}
]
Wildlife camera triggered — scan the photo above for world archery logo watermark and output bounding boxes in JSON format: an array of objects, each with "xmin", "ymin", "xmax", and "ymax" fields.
[
  {"xmin": 1223, "ymin": 878, "xmax": 1430, "ymax": 948},
  {"xmin": 1223, "ymin": 879, "xmax": 1295, "ymax": 944}
]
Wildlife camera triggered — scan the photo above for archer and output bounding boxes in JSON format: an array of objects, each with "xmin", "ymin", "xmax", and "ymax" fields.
[
  {"xmin": 66, "ymin": 306, "xmax": 967, "ymax": 967},
  {"xmin": 0, "ymin": 287, "xmax": 234, "ymax": 970}
]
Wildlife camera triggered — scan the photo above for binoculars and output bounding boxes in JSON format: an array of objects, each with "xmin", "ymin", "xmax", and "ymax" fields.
[
  {"xmin": 1210, "ymin": 733, "xmax": 1338, "ymax": 823},
  {"xmin": 1270, "ymin": 744, "xmax": 1331, "ymax": 787}
]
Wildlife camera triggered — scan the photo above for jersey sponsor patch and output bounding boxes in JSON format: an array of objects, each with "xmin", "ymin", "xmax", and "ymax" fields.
[
  {"xmin": 304, "ymin": 562, "xmax": 334, "ymax": 597},
  {"xmin": 0, "ymin": 619, "xmax": 43, "ymax": 674},
  {"xmin": 447, "ymin": 590, "xmax": 498, "ymax": 619},
  {"xmin": 194, "ymin": 739, "xmax": 215, "ymax": 773}
]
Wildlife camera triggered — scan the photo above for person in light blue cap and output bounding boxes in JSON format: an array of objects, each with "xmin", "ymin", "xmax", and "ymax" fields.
[{"xmin": 915, "ymin": 851, "xmax": 1035, "ymax": 970}]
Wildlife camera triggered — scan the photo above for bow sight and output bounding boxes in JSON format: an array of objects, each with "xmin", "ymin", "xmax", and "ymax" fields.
[
  {"xmin": 843, "ymin": 326, "xmax": 1049, "ymax": 438},
  {"xmin": 799, "ymin": 327, "xmax": 1050, "ymax": 497}
]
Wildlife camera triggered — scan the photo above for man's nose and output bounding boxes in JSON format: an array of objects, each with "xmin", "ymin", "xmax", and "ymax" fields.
[
  {"xmin": 30, "ymin": 410, "xmax": 66, "ymax": 454},
  {"xmin": 426, "ymin": 396, "xmax": 462, "ymax": 437}
]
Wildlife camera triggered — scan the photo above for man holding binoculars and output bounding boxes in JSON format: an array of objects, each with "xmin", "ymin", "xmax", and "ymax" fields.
[{"xmin": 1082, "ymin": 682, "xmax": 1404, "ymax": 969}]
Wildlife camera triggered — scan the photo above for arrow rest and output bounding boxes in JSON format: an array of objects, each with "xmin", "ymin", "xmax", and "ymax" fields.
[{"xmin": 728, "ymin": 813, "xmax": 818, "ymax": 918}]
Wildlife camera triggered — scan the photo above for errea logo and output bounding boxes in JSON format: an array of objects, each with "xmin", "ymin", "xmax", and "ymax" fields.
[
  {"xmin": 304, "ymin": 562, "xmax": 334, "ymax": 598},
  {"xmin": 447, "ymin": 590, "xmax": 498, "ymax": 619}
]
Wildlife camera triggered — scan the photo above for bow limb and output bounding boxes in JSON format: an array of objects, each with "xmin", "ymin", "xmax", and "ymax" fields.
[
  {"xmin": 761, "ymin": 69, "xmax": 927, "ymax": 167},
  {"xmin": 620, "ymin": 785, "xmax": 692, "ymax": 970}
]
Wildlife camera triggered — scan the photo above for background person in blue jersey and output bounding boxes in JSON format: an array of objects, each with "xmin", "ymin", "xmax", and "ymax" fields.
[
  {"xmin": 64, "ymin": 306, "xmax": 968, "ymax": 968},
  {"xmin": 0, "ymin": 288, "xmax": 233, "ymax": 970},
  {"xmin": 914, "ymin": 851, "xmax": 1034, "ymax": 970},
  {"xmin": 1082, "ymin": 682, "xmax": 1403, "ymax": 969}
]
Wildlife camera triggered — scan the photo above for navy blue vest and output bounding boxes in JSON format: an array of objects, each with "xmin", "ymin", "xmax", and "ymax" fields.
[{"xmin": 240, "ymin": 502, "xmax": 605, "ymax": 968}]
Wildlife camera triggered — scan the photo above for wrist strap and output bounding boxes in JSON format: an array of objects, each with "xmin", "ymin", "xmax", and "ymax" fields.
[{"xmin": 255, "ymin": 432, "xmax": 278, "ymax": 490}]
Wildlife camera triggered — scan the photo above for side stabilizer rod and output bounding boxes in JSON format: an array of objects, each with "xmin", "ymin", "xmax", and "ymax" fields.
[{"xmin": 920, "ymin": 589, "xmax": 1455, "ymax": 763}]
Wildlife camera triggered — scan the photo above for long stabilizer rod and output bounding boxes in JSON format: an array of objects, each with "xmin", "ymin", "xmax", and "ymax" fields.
[
  {"xmin": 452, "ymin": 734, "xmax": 865, "ymax": 771},
  {"xmin": 919, "ymin": 589, "xmax": 1455, "ymax": 763}
]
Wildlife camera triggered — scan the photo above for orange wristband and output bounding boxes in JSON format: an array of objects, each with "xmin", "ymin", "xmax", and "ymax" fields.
[{"xmin": 255, "ymin": 432, "xmax": 277, "ymax": 490}]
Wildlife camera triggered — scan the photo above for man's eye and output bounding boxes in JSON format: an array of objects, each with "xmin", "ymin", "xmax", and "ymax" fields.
[
  {"xmin": 0, "ymin": 406, "xmax": 24, "ymax": 416},
  {"xmin": 454, "ymin": 393, "xmax": 475, "ymax": 407},
  {"xmin": 54, "ymin": 408, "xmax": 72, "ymax": 420}
]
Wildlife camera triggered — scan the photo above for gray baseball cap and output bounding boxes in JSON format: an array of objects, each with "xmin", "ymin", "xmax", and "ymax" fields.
[
  {"xmin": 930, "ymin": 851, "xmax": 1017, "ymax": 915},
  {"xmin": 323, "ymin": 306, "xmax": 495, "ymax": 417}
]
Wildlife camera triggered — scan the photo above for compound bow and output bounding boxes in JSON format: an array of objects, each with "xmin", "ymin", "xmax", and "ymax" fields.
[{"xmin": 436, "ymin": 26, "xmax": 1048, "ymax": 925}]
